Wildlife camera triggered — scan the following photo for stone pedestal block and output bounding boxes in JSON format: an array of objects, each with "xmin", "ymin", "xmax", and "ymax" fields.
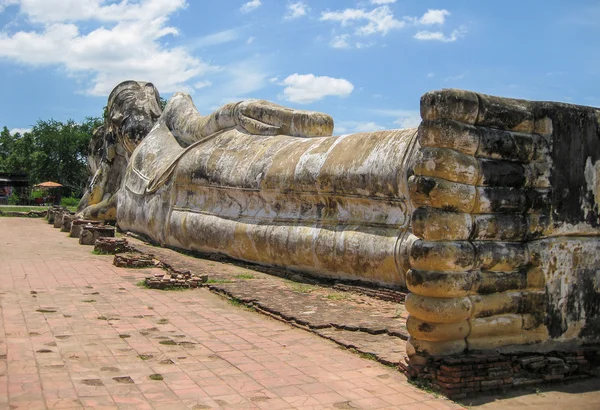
[
  {"xmin": 53, "ymin": 212, "xmax": 67, "ymax": 228},
  {"xmin": 70, "ymin": 219, "xmax": 100, "ymax": 238},
  {"xmin": 94, "ymin": 237, "xmax": 132, "ymax": 254},
  {"xmin": 79, "ymin": 225, "xmax": 115, "ymax": 245},
  {"xmin": 60, "ymin": 214, "xmax": 76, "ymax": 232}
]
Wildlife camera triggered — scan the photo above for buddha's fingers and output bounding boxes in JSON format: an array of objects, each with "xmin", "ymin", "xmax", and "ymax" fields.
[
  {"xmin": 235, "ymin": 100, "xmax": 333, "ymax": 138},
  {"xmin": 236, "ymin": 114, "xmax": 281, "ymax": 136}
]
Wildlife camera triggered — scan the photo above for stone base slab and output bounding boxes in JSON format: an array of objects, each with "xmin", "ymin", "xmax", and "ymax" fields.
[
  {"xmin": 400, "ymin": 348, "xmax": 600, "ymax": 399},
  {"xmin": 94, "ymin": 237, "xmax": 133, "ymax": 254}
]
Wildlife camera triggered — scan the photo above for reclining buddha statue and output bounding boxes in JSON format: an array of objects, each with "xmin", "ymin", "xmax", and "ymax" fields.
[{"xmin": 80, "ymin": 80, "xmax": 600, "ymax": 366}]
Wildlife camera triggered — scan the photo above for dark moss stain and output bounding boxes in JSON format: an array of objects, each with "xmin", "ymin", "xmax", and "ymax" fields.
[
  {"xmin": 478, "ymin": 94, "xmax": 534, "ymax": 131},
  {"xmin": 418, "ymin": 322, "xmax": 434, "ymax": 333},
  {"xmin": 545, "ymin": 269, "xmax": 600, "ymax": 341},
  {"xmin": 532, "ymin": 104, "xmax": 600, "ymax": 228},
  {"xmin": 477, "ymin": 271, "xmax": 526, "ymax": 294},
  {"xmin": 480, "ymin": 159, "xmax": 526, "ymax": 187},
  {"xmin": 480, "ymin": 187, "xmax": 527, "ymax": 213},
  {"xmin": 579, "ymin": 272, "xmax": 600, "ymax": 340},
  {"xmin": 415, "ymin": 177, "xmax": 437, "ymax": 196}
]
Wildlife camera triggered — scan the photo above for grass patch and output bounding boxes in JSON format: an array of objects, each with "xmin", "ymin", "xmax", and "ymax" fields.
[
  {"xmin": 358, "ymin": 352, "xmax": 378, "ymax": 361},
  {"xmin": 92, "ymin": 249, "xmax": 111, "ymax": 255},
  {"xmin": 138, "ymin": 354, "xmax": 153, "ymax": 360},
  {"xmin": 36, "ymin": 308, "xmax": 57, "ymax": 313},
  {"xmin": 149, "ymin": 373, "xmax": 163, "ymax": 381},
  {"xmin": 157, "ymin": 318, "xmax": 169, "ymax": 324},
  {"xmin": 206, "ymin": 278, "xmax": 232, "ymax": 284},
  {"xmin": 159, "ymin": 340, "xmax": 177, "ymax": 346},
  {"xmin": 408, "ymin": 378, "xmax": 441, "ymax": 398},
  {"xmin": 226, "ymin": 297, "xmax": 256, "ymax": 312},
  {"xmin": 159, "ymin": 286, "xmax": 191, "ymax": 292},
  {"xmin": 288, "ymin": 282, "xmax": 316, "ymax": 293},
  {"xmin": 82, "ymin": 299, "xmax": 96, "ymax": 303},
  {"xmin": 326, "ymin": 292, "xmax": 348, "ymax": 301},
  {"xmin": 119, "ymin": 334, "xmax": 130, "ymax": 339},
  {"xmin": 136, "ymin": 281, "xmax": 190, "ymax": 292},
  {"xmin": 234, "ymin": 273, "xmax": 255, "ymax": 280},
  {"xmin": 228, "ymin": 298, "xmax": 243, "ymax": 307}
]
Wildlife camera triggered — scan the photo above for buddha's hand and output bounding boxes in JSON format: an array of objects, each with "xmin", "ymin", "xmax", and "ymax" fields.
[{"xmin": 230, "ymin": 100, "xmax": 334, "ymax": 138}]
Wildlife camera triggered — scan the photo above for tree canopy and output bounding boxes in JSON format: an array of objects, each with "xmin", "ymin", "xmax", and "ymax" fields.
[{"xmin": 0, "ymin": 117, "xmax": 102, "ymax": 197}]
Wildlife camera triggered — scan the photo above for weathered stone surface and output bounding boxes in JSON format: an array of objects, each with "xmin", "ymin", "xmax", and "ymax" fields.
[
  {"xmin": 79, "ymin": 225, "xmax": 115, "ymax": 245},
  {"xmin": 113, "ymin": 252, "xmax": 156, "ymax": 268},
  {"xmin": 77, "ymin": 81, "xmax": 163, "ymax": 221},
  {"xmin": 60, "ymin": 214, "xmax": 75, "ymax": 232},
  {"xmin": 143, "ymin": 271, "xmax": 207, "ymax": 289},
  {"xmin": 94, "ymin": 237, "xmax": 132, "ymax": 254},
  {"xmin": 53, "ymin": 211, "xmax": 68, "ymax": 228},
  {"xmin": 70, "ymin": 219, "xmax": 100, "ymax": 238},
  {"xmin": 86, "ymin": 82, "xmax": 600, "ymax": 369},
  {"xmin": 117, "ymin": 85, "xmax": 416, "ymax": 287}
]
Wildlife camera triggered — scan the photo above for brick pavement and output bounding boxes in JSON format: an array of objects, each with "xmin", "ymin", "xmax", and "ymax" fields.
[{"xmin": 0, "ymin": 218, "xmax": 462, "ymax": 409}]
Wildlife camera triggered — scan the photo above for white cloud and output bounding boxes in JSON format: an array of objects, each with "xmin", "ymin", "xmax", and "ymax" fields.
[
  {"xmin": 445, "ymin": 73, "xmax": 466, "ymax": 82},
  {"xmin": 371, "ymin": 109, "xmax": 421, "ymax": 129},
  {"xmin": 394, "ymin": 113, "xmax": 421, "ymax": 128},
  {"xmin": 355, "ymin": 121, "xmax": 386, "ymax": 132},
  {"xmin": 0, "ymin": 0, "xmax": 19, "ymax": 12},
  {"xmin": 194, "ymin": 80, "xmax": 212, "ymax": 90},
  {"xmin": 247, "ymin": 36, "xmax": 255, "ymax": 44},
  {"xmin": 240, "ymin": 0, "xmax": 261, "ymax": 13},
  {"xmin": 427, "ymin": 72, "xmax": 435, "ymax": 78},
  {"xmin": 10, "ymin": 127, "xmax": 31, "ymax": 135},
  {"xmin": 371, "ymin": 0, "xmax": 396, "ymax": 4},
  {"xmin": 285, "ymin": 2, "xmax": 308, "ymax": 19},
  {"xmin": 193, "ymin": 28, "xmax": 239, "ymax": 49},
  {"xmin": 14, "ymin": 0, "xmax": 186, "ymax": 23},
  {"xmin": 335, "ymin": 121, "xmax": 386, "ymax": 134},
  {"xmin": 0, "ymin": 0, "xmax": 215, "ymax": 96},
  {"xmin": 418, "ymin": 9, "xmax": 449, "ymax": 25},
  {"xmin": 330, "ymin": 34, "xmax": 350, "ymax": 49},
  {"xmin": 200, "ymin": 58, "xmax": 271, "ymax": 106},
  {"xmin": 320, "ymin": 6, "xmax": 405, "ymax": 36},
  {"xmin": 414, "ymin": 26, "xmax": 466, "ymax": 42},
  {"xmin": 280, "ymin": 73, "xmax": 354, "ymax": 104},
  {"xmin": 321, "ymin": 6, "xmax": 465, "ymax": 47}
]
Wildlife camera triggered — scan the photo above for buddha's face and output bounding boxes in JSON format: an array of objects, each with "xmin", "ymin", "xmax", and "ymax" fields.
[{"xmin": 106, "ymin": 81, "xmax": 162, "ymax": 154}]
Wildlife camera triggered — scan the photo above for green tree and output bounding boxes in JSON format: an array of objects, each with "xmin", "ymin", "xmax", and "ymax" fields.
[
  {"xmin": 0, "ymin": 126, "xmax": 15, "ymax": 171},
  {"xmin": 0, "ymin": 117, "xmax": 101, "ymax": 197}
]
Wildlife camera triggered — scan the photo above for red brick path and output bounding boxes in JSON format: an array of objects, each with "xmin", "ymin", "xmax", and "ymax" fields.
[{"xmin": 0, "ymin": 218, "xmax": 462, "ymax": 409}]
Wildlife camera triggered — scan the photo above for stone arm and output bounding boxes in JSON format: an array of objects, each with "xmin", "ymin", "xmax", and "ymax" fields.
[{"xmin": 162, "ymin": 93, "xmax": 334, "ymax": 146}]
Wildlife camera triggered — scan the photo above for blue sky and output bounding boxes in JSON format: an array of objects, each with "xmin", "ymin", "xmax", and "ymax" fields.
[{"xmin": 0, "ymin": 0, "xmax": 598, "ymax": 135}]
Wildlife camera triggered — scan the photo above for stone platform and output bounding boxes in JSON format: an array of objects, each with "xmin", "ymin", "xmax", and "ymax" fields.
[{"xmin": 0, "ymin": 217, "xmax": 462, "ymax": 410}]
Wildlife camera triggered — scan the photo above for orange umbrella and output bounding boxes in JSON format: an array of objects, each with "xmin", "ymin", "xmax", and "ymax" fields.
[{"xmin": 34, "ymin": 181, "xmax": 63, "ymax": 188}]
